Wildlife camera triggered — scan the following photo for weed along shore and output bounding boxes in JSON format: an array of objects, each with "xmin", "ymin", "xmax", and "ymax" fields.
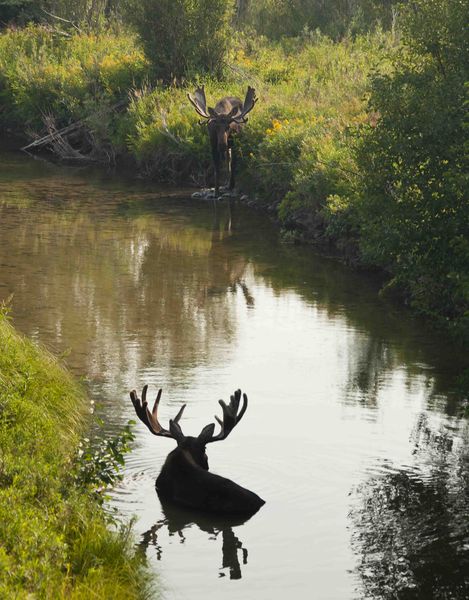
[{"xmin": 0, "ymin": 310, "xmax": 150, "ymax": 598}]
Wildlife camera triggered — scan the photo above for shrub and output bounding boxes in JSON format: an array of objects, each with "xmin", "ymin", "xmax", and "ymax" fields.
[
  {"xmin": 356, "ymin": 0, "xmax": 469, "ymax": 336},
  {"xmin": 124, "ymin": 0, "xmax": 231, "ymax": 81},
  {"xmin": 0, "ymin": 0, "xmax": 39, "ymax": 26}
]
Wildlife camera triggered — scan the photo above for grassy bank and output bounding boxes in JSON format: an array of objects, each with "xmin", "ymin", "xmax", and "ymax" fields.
[
  {"xmin": 0, "ymin": 25, "xmax": 390, "ymax": 186},
  {"xmin": 0, "ymin": 309, "xmax": 150, "ymax": 598},
  {"xmin": 122, "ymin": 30, "xmax": 392, "ymax": 202}
]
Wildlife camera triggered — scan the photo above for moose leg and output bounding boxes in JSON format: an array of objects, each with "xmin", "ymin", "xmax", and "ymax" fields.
[
  {"xmin": 212, "ymin": 149, "xmax": 222, "ymax": 197},
  {"xmin": 228, "ymin": 138, "xmax": 236, "ymax": 191},
  {"xmin": 214, "ymin": 164, "xmax": 221, "ymax": 197}
]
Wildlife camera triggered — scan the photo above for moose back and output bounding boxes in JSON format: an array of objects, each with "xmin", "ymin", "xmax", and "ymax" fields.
[{"xmin": 130, "ymin": 385, "xmax": 265, "ymax": 515}]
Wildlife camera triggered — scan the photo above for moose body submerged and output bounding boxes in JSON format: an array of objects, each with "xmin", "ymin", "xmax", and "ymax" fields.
[
  {"xmin": 130, "ymin": 385, "xmax": 265, "ymax": 515},
  {"xmin": 188, "ymin": 86, "xmax": 257, "ymax": 196}
]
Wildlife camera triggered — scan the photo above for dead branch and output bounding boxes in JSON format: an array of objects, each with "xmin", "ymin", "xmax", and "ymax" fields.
[
  {"xmin": 40, "ymin": 8, "xmax": 82, "ymax": 33},
  {"xmin": 21, "ymin": 100, "xmax": 127, "ymax": 153}
]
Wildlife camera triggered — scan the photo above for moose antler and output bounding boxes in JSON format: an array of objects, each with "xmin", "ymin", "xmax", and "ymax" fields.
[
  {"xmin": 187, "ymin": 86, "xmax": 212, "ymax": 120},
  {"xmin": 232, "ymin": 87, "xmax": 257, "ymax": 124},
  {"xmin": 130, "ymin": 385, "xmax": 186, "ymax": 439},
  {"xmin": 204, "ymin": 389, "xmax": 248, "ymax": 444}
]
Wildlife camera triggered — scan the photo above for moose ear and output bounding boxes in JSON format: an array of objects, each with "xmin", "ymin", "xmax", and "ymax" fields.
[
  {"xmin": 198, "ymin": 423, "xmax": 215, "ymax": 444},
  {"xmin": 169, "ymin": 419, "xmax": 185, "ymax": 444},
  {"xmin": 208, "ymin": 107, "xmax": 218, "ymax": 118}
]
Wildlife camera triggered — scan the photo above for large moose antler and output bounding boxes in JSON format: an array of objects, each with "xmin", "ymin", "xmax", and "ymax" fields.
[
  {"xmin": 231, "ymin": 87, "xmax": 257, "ymax": 124},
  {"xmin": 187, "ymin": 86, "xmax": 212, "ymax": 120},
  {"xmin": 200, "ymin": 389, "xmax": 248, "ymax": 444},
  {"xmin": 130, "ymin": 385, "xmax": 186, "ymax": 440},
  {"xmin": 188, "ymin": 86, "xmax": 257, "ymax": 124}
]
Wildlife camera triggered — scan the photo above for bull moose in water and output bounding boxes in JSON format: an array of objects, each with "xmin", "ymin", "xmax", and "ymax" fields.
[
  {"xmin": 130, "ymin": 385, "xmax": 265, "ymax": 515},
  {"xmin": 188, "ymin": 86, "xmax": 257, "ymax": 197}
]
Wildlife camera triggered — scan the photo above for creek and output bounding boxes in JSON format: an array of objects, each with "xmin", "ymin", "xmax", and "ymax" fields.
[{"xmin": 1, "ymin": 149, "xmax": 468, "ymax": 599}]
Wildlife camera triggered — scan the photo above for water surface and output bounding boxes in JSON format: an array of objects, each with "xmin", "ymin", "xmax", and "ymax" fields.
[{"xmin": 1, "ymin": 150, "xmax": 468, "ymax": 599}]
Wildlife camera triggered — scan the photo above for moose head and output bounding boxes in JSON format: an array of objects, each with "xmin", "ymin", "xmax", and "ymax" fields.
[
  {"xmin": 130, "ymin": 385, "xmax": 265, "ymax": 515},
  {"xmin": 188, "ymin": 86, "xmax": 257, "ymax": 197}
]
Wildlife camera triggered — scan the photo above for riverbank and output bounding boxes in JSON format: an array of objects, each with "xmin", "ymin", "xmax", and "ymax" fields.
[
  {"xmin": 0, "ymin": 309, "xmax": 151, "ymax": 598},
  {"xmin": 0, "ymin": 25, "xmax": 393, "ymax": 242},
  {"xmin": 0, "ymin": 20, "xmax": 467, "ymax": 346}
]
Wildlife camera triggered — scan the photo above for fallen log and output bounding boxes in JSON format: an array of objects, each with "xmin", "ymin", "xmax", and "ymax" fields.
[
  {"xmin": 21, "ymin": 120, "xmax": 84, "ymax": 152},
  {"xmin": 20, "ymin": 100, "xmax": 127, "ymax": 152}
]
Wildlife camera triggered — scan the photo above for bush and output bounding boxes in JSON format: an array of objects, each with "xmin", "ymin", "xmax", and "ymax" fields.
[
  {"xmin": 125, "ymin": 0, "xmax": 231, "ymax": 81},
  {"xmin": 0, "ymin": 0, "xmax": 126, "ymax": 28},
  {"xmin": 356, "ymin": 0, "xmax": 469, "ymax": 336},
  {"xmin": 0, "ymin": 0, "xmax": 39, "ymax": 26}
]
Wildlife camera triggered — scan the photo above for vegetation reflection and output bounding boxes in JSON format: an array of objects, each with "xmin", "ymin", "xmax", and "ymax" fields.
[
  {"xmin": 0, "ymin": 162, "xmax": 466, "ymax": 414},
  {"xmin": 0, "ymin": 179, "xmax": 250, "ymax": 388},
  {"xmin": 351, "ymin": 415, "xmax": 469, "ymax": 599}
]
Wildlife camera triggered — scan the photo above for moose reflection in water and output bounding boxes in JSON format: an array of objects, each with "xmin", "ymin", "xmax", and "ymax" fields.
[
  {"xmin": 140, "ymin": 499, "xmax": 250, "ymax": 580},
  {"xmin": 188, "ymin": 86, "xmax": 257, "ymax": 196},
  {"xmin": 130, "ymin": 385, "xmax": 265, "ymax": 515}
]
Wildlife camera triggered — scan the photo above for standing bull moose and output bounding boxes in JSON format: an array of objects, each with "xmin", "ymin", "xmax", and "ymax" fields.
[
  {"xmin": 130, "ymin": 385, "xmax": 265, "ymax": 515},
  {"xmin": 188, "ymin": 86, "xmax": 257, "ymax": 197}
]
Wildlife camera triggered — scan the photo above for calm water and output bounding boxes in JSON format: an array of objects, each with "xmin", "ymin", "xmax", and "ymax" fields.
[{"xmin": 1, "ymin": 150, "xmax": 469, "ymax": 599}]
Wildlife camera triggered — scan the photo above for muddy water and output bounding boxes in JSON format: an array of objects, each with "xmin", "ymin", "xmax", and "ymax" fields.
[{"xmin": 1, "ymin": 150, "xmax": 468, "ymax": 599}]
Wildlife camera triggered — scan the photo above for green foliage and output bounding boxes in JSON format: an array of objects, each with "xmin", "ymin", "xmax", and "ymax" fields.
[
  {"xmin": 118, "ymin": 84, "xmax": 209, "ymax": 180},
  {"xmin": 74, "ymin": 419, "xmax": 135, "ymax": 500},
  {"xmin": 0, "ymin": 0, "xmax": 39, "ymax": 25},
  {"xmin": 0, "ymin": 310, "xmax": 151, "ymax": 598},
  {"xmin": 241, "ymin": 0, "xmax": 400, "ymax": 39},
  {"xmin": 0, "ymin": 0, "xmax": 125, "ymax": 27},
  {"xmin": 0, "ymin": 24, "xmax": 148, "ymax": 135},
  {"xmin": 42, "ymin": 0, "xmax": 116, "ymax": 26},
  {"xmin": 124, "ymin": 0, "xmax": 231, "ymax": 81},
  {"xmin": 122, "ymin": 32, "xmax": 391, "ymax": 193},
  {"xmin": 356, "ymin": 0, "xmax": 469, "ymax": 336}
]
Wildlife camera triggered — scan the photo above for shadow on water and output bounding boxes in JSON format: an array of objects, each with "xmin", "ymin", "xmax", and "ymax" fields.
[
  {"xmin": 140, "ymin": 497, "xmax": 252, "ymax": 580},
  {"xmin": 350, "ymin": 416, "xmax": 469, "ymax": 599}
]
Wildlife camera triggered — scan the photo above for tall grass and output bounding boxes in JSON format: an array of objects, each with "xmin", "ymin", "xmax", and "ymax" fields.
[
  {"xmin": 0, "ymin": 309, "xmax": 152, "ymax": 598},
  {"xmin": 119, "ymin": 29, "xmax": 395, "ymax": 256},
  {"xmin": 0, "ymin": 26, "xmax": 393, "ymax": 209},
  {"xmin": 0, "ymin": 25, "xmax": 148, "ymax": 130}
]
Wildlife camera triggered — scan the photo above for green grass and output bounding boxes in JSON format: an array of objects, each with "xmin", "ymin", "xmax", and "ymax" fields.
[
  {"xmin": 0, "ymin": 24, "xmax": 149, "ymax": 153},
  {"xmin": 120, "ymin": 30, "xmax": 395, "ymax": 200},
  {"xmin": 0, "ymin": 25, "xmax": 393, "ymax": 197},
  {"xmin": 0, "ymin": 309, "xmax": 152, "ymax": 598}
]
